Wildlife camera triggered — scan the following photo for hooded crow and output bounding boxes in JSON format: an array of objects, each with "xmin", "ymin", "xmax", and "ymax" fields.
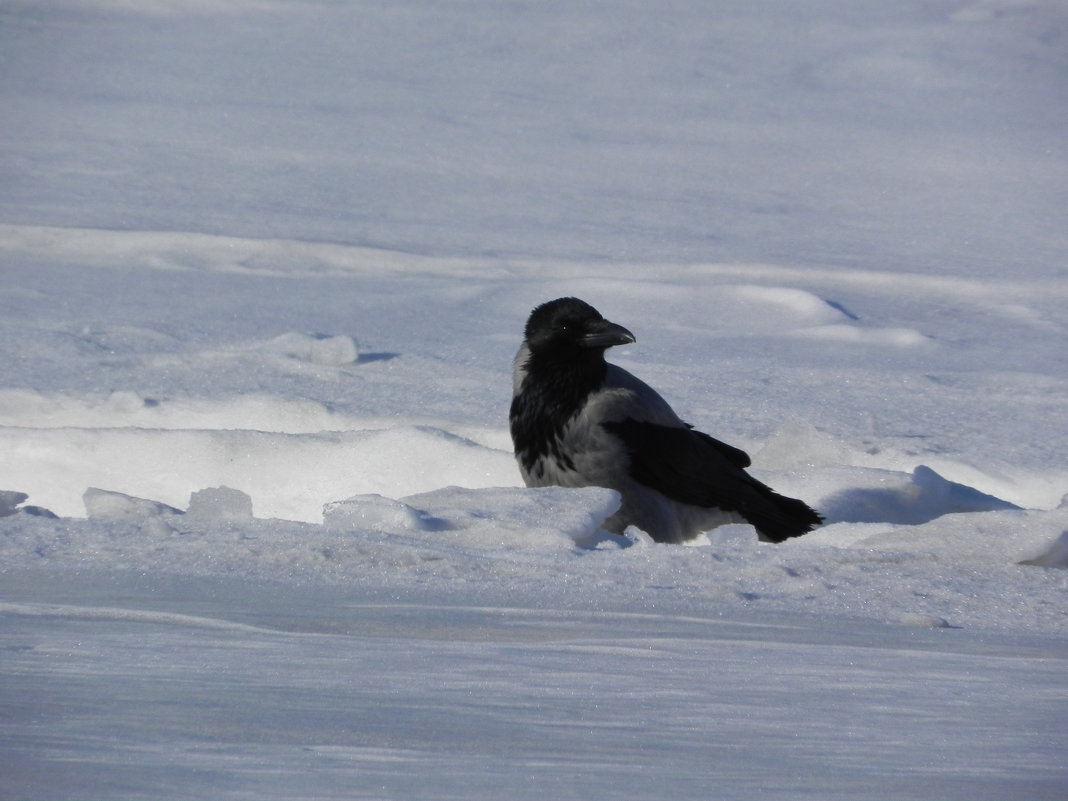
[{"xmin": 509, "ymin": 297, "xmax": 823, "ymax": 543}]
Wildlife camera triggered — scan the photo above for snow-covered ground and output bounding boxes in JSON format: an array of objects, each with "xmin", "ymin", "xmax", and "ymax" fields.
[{"xmin": 2, "ymin": 1, "xmax": 1067, "ymax": 799}]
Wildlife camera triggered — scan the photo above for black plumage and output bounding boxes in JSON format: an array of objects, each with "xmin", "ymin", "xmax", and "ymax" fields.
[{"xmin": 509, "ymin": 297, "xmax": 823, "ymax": 543}]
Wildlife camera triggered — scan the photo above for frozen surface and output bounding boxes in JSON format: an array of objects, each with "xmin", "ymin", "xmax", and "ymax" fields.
[
  {"xmin": 2, "ymin": 1, "xmax": 1067, "ymax": 799},
  {"xmin": 3, "ymin": 586, "xmax": 1065, "ymax": 801}
]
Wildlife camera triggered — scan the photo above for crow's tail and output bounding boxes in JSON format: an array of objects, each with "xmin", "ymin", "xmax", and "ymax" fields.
[{"xmin": 743, "ymin": 490, "xmax": 823, "ymax": 543}]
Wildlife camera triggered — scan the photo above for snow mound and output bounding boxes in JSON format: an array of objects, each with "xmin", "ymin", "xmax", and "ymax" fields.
[
  {"xmin": 851, "ymin": 507, "xmax": 1068, "ymax": 567},
  {"xmin": 755, "ymin": 420, "xmax": 854, "ymax": 470},
  {"xmin": 187, "ymin": 486, "xmax": 254, "ymax": 519},
  {"xmin": 727, "ymin": 285, "xmax": 845, "ymax": 326},
  {"xmin": 0, "ymin": 389, "xmax": 366, "ymax": 434},
  {"xmin": 1020, "ymin": 531, "xmax": 1068, "ymax": 568},
  {"xmin": 83, "ymin": 487, "xmax": 183, "ymax": 521},
  {"xmin": 1, "ymin": 424, "xmax": 518, "ymax": 521},
  {"xmin": 323, "ymin": 493, "xmax": 432, "ymax": 532},
  {"xmin": 325, "ymin": 486, "xmax": 625, "ymax": 550},
  {"xmin": 820, "ymin": 464, "xmax": 1020, "ymax": 525},
  {"xmin": 83, "ymin": 485, "xmax": 256, "ymax": 522}
]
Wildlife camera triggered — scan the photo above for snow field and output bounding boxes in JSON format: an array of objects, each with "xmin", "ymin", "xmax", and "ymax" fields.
[
  {"xmin": 3, "ymin": 1, "xmax": 1067, "ymax": 798},
  {"xmin": 2, "ymin": 228, "xmax": 1066, "ymax": 641}
]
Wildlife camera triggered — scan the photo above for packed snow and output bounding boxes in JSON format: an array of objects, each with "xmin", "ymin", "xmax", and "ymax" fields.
[{"xmin": 2, "ymin": 1, "xmax": 1067, "ymax": 799}]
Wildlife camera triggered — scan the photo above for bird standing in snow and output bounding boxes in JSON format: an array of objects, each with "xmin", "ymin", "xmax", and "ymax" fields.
[{"xmin": 509, "ymin": 297, "xmax": 822, "ymax": 543}]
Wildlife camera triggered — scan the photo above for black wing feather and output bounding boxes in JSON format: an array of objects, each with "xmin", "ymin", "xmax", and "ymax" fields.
[
  {"xmin": 602, "ymin": 419, "xmax": 822, "ymax": 542},
  {"xmin": 686, "ymin": 425, "xmax": 751, "ymax": 469}
]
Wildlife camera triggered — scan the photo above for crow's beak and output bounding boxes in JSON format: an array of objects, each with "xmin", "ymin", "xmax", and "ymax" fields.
[{"xmin": 580, "ymin": 319, "xmax": 636, "ymax": 349}]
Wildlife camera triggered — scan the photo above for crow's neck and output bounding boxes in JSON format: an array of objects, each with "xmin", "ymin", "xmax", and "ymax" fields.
[{"xmin": 510, "ymin": 351, "xmax": 607, "ymax": 471}]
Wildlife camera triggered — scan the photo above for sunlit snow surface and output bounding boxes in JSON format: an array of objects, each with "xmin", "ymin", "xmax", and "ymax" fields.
[{"xmin": 2, "ymin": 1, "xmax": 1068, "ymax": 799}]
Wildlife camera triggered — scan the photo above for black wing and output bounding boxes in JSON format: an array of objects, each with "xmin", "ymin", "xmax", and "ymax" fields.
[{"xmin": 601, "ymin": 419, "xmax": 822, "ymax": 542}]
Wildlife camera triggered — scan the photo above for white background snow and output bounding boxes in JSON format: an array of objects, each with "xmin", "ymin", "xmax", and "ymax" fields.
[{"xmin": 2, "ymin": 1, "xmax": 1067, "ymax": 799}]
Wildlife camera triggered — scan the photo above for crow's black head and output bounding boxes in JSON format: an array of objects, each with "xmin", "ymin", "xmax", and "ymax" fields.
[
  {"xmin": 523, "ymin": 297, "xmax": 635, "ymax": 359},
  {"xmin": 511, "ymin": 298, "xmax": 636, "ymax": 475}
]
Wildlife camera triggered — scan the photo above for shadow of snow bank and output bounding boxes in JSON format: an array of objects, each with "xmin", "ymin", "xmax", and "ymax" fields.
[{"xmin": 820, "ymin": 465, "xmax": 1020, "ymax": 525}]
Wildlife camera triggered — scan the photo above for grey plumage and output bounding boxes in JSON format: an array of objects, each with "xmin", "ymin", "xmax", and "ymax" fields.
[{"xmin": 509, "ymin": 297, "xmax": 822, "ymax": 543}]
